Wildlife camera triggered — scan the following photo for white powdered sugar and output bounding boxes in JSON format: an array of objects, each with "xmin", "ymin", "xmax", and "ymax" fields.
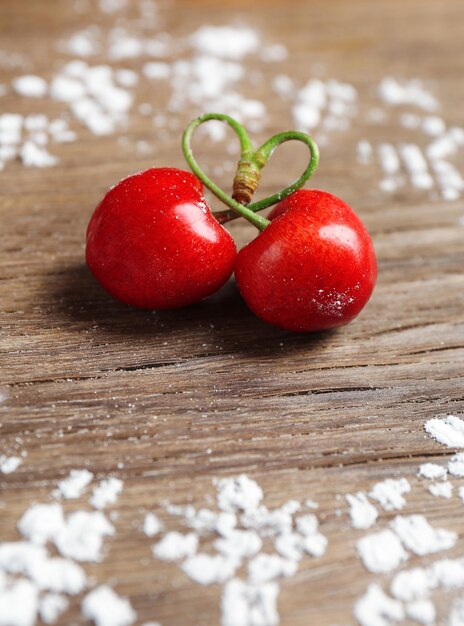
[
  {"xmin": 189, "ymin": 26, "xmax": 259, "ymax": 60},
  {"xmin": 143, "ymin": 513, "xmax": 163, "ymax": 538},
  {"xmin": 357, "ymin": 530, "xmax": 408, "ymax": 574},
  {"xmin": 54, "ymin": 469, "xmax": 94, "ymax": 499},
  {"xmin": 143, "ymin": 62, "xmax": 170, "ymax": 80},
  {"xmin": 81, "ymin": 585, "xmax": 136, "ymax": 626},
  {"xmin": 424, "ymin": 415, "xmax": 464, "ymax": 448},
  {"xmin": 152, "ymin": 532, "xmax": 198, "ymax": 561},
  {"xmin": 89, "ymin": 477, "xmax": 123, "ymax": 509},
  {"xmin": 378, "ymin": 77, "xmax": 438, "ymax": 111},
  {"xmin": 354, "ymin": 583, "xmax": 405, "ymax": 626},
  {"xmin": 0, "ymin": 542, "xmax": 86, "ymax": 595},
  {"xmin": 13, "ymin": 75, "xmax": 47, "ymax": 98},
  {"xmin": 357, "ymin": 140, "xmax": 373, "ymax": 164},
  {"xmin": 390, "ymin": 515, "xmax": 457, "ymax": 557},
  {"xmin": 221, "ymin": 578, "xmax": 279, "ymax": 626},
  {"xmin": 418, "ymin": 463, "xmax": 447, "ymax": 480},
  {"xmin": 54, "ymin": 510, "xmax": 114, "ymax": 562},
  {"xmin": 292, "ymin": 78, "xmax": 358, "ymax": 134},
  {"xmin": 0, "ymin": 455, "xmax": 22, "ymax": 474},
  {"xmin": 215, "ymin": 475, "xmax": 263, "ymax": 514},
  {"xmin": 428, "ymin": 481, "xmax": 453, "ymax": 498},
  {"xmin": 170, "ymin": 506, "xmax": 236, "ymax": 536},
  {"xmin": 151, "ymin": 476, "xmax": 325, "ymax": 625},
  {"xmin": 18, "ymin": 504, "xmax": 66, "ymax": 545},
  {"xmin": 378, "ymin": 143, "xmax": 401, "ymax": 175},
  {"xmin": 399, "ymin": 144, "xmax": 434, "ymax": 190},
  {"xmin": 448, "ymin": 596, "xmax": 464, "ymax": 626},
  {"xmin": 19, "ymin": 141, "xmax": 57, "ymax": 168},
  {"xmin": 390, "ymin": 558, "xmax": 464, "ymax": 602},
  {"xmin": 369, "ymin": 478, "xmax": 411, "ymax": 511},
  {"xmin": 448, "ymin": 453, "xmax": 464, "ymax": 477},
  {"xmin": 0, "ymin": 579, "xmax": 39, "ymax": 626},
  {"xmin": 182, "ymin": 553, "xmax": 239, "ymax": 585},
  {"xmin": 214, "ymin": 530, "xmax": 262, "ymax": 560},
  {"xmin": 39, "ymin": 593, "xmax": 69, "ymax": 624},
  {"xmin": 346, "ymin": 492, "xmax": 378, "ymax": 529},
  {"xmin": 247, "ymin": 553, "xmax": 297, "ymax": 584}
]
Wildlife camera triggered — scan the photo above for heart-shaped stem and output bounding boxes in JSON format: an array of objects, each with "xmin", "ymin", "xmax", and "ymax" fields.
[
  {"xmin": 182, "ymin": 113, "xmax": 269, "ymax": 231},
  {"xmin": 215, "ymin": 130, "xmax": 320, "ymax": 225},
  {"xmin": 181, "ymin": 113, "xmax": 320, "ymax": 229}
]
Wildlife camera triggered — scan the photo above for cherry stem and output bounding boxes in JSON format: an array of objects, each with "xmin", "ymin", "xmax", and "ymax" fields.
[
  {"xmin": 182, "ymin": 113, "xmax": 269, "ymax": 231},
  {"xmin": 181, "ymin": 113, "xmax": 320, "ymax": 229},
  {"xmin": 214, "ymin": 130, "xmax": 320, "ymax": 225}
]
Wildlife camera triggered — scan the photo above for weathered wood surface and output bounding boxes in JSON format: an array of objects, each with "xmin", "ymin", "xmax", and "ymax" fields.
[{"xmin": 1, "ymin": 0, "xmax": 464, "ymax": 624}]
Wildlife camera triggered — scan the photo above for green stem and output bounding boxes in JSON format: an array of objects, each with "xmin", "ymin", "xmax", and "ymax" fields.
[
  {"xmin": 213, "ymin": 131, "xmax": 319, "ymax": 224},
  {"xmin": 182, "ymin": 113, "xmax": 269, "ymax": 231},
  {"xmin": 181, "ymin": 113, "xmax": 320, "ymax": 228}
]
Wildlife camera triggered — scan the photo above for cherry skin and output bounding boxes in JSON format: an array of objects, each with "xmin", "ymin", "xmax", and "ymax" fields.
[
  {"xmin": 86, "ymin": 167, "xmax": 236, "ymax": 309},
  {"xmin": 234, "ymin": 189, "xmax": 377, "ymax": 332}
]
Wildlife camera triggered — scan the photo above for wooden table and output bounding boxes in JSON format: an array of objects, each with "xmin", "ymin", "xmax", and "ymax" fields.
[{"xmin": 1, "ymin": 0, "xmax": 463, "ymax": 624}]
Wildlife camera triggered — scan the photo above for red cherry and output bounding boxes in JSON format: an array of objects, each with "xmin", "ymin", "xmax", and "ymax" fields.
[
  {"xmin": 234, "ymin": 189, "xmax": 377, "ymax": 332},
  {"xmin": 86, "ymin": 167, "xmax": 236, "ymax": 309}
]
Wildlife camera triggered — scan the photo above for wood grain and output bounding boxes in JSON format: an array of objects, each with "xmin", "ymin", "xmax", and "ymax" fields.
[{"xmin": 1, "ymin": 0, "xmax": 463, "ymax": 624}]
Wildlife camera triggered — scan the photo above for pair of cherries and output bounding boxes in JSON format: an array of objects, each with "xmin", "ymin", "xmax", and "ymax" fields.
[{"xmin": 86, "ymin": 114, "xmax": 377, "ymax": 332}]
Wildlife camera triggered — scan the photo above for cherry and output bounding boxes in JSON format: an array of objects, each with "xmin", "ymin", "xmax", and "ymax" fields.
[
  {"xmin": 86, "ymin": 167, "xmax": 236, "ymax": 309},
  {"xmin": 234, "ymin": 190, "xmax": 377, "ymax": 332}
]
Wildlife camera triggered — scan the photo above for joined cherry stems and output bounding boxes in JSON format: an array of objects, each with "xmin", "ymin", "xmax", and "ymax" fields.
[{"xmin": 181, "ymin": 113, "xmax": 320, "ymax": 231}]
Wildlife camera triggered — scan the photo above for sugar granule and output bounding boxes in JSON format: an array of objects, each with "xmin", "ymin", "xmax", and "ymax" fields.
[
  {"xmin": 152, "ymin": 532, "xmax": 198, "ymax": 561},
  {"xmin": 20, "ymin": 142, "xmax": 58, "ymax": 168},
  {"xmin": 0, "ymin": 541, "xmax": 84, "ymax": 597},
  {"xmin": 428, "ymin": 481, "xmax": 453, "ymax": 498},
  {"xmin": 89, "ymin": 477, "xmax": 123, "ymax": 510},
  {"xmin": 405, "ymin": 599, "xmax": 435, "ymax": 625},
  {"xmin": 82, "ymin": 585, "xmax": 136, "ymax": 626},
  {"xmin": 182, "ymin": 507, "xmax": 237, "ymax": 535},
  {"xmin": 378, "ymin": 143, "xmax": 400, "ymax": 174},
  {"xmin": 354, "ymin": 583, "xmax": 404, "ymax": 626},
  {"xmin": 391, "ymin": 514, "xmax": 457, "ymax": 556},
  {"xmin": 422, "ymin": 115, "xmax": 446, "ymax": 136},
  {"xmin": 18, "ymin": 503, "xmax": 65, "ymax": 545},
  {"xmin": 214, "ymin": 529, "xmax": 262, "ymax": 560},
  {"xmin": 39, "ymin": 593, "xmax": 69, "ymax": 624},
  {"xmin": 221, "ymin": 578, "xmax": 279, "ymax": 626},
  {"xmin": 247, "ymin": 553, "xmax": 297, "ymax": 584},
  {"xmin": 425, "ymin": 415, "xmax": 464, "ymax": 448},
  {"xmin": 368, "ymin": 478, "xmax": 411, "ymax": 511},
  {"xmin": 418, "ymin": 463, "xmax": 447, "ymax": 480},
  {"xmin": 274, "ymin": 532, "xmax": 303, "ymax": 561},
  {"xmin": 357, "ymin": 529, "xmax": 408, "ymax": 574},
  {"xmin": 301, "ymin": 532, "xmax": 328, "ymax": 558},
  {"xmin": 13, "ymin": 75, "xmax": 47, "ymax": 98},
  {"xmin": 357, "ymin": 140, "xmax": 373, "ymax": 165},
  {"xmin": 391, "ymin": 567, "xmax": 433, "ymax": 602},
  {"xmin": 447, "ymin": 596, "xmax": 464, "ymax": 626},
  {"xmin": 448, "ymin": 453, "xmax": 464, "ymax": 477},
  {"xmin": 143, "ymin": 62, "xmax": 170, "ymax": 80},
  {"xmin": 346, "ymin": 492, "xmax": 378, "ymax": 529},
  {"xmin": 189, "ymin": 26, "xmax": 259, "ymax": 60},
  {"xmin": 143, "ymin": 513, "xmax": 163, "ymax": 537},
  {"xmin": 390, "ymin": 558, "xmax": 464, "ymax": 603},
  {"xmin": 181, "ymin": 553, "xmax": 239, "ymax": 585},
  {"xmin": 0, "ymin": 455, "xmax": 22, "ymax": 474},
  {"xmin": 54, "ymin": 469, "xmax": 94, "ymax": 499},
  {"xmin": 0, "ymin": 578, "xmax": 39, "ymax": 626},
  {"xmin": 54, "ymin": 510, "xmax": 114, "ymax": 562},
  {"xmin": 377, "ymin": 77, "xmax": 438, "ymax": 111},
  {"xmin": 215, "ymin": 475, "xmax": 263, "ymax": 514}
]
